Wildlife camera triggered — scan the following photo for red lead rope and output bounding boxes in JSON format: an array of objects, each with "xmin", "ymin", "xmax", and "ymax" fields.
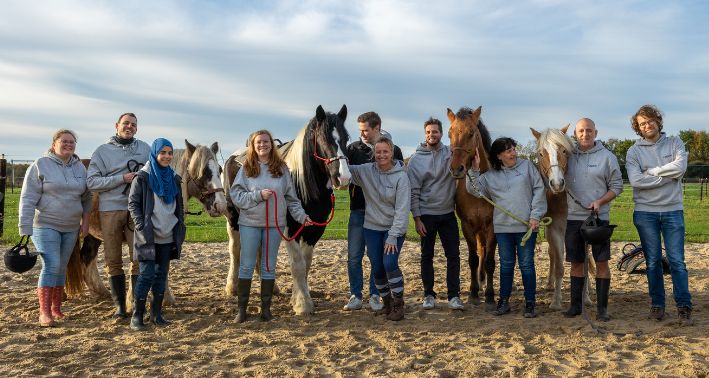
[{"xmin": 263, "ymin": 191, "xmax": 336, "ymax": 272}]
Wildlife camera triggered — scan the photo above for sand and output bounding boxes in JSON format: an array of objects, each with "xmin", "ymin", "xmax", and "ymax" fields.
[{"xmin": 1, "ymin": 240, "xmax": 707, "ymax": 377}]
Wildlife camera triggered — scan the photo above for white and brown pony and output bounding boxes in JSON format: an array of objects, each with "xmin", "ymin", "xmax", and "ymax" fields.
[
  {"xmin": 222, "ymin": 105, "xmax": 350, "ymax": 315},
  {"xmin": 448, "ymin": 106, "xmax": 497, "ymax": 309},
  {"xmin": 530, "ymin": 125, "xmax": 573, "ymax": 310},
  {"xmin": 67, "ymin": 141, "xmax": 228, "ymax": 306}
]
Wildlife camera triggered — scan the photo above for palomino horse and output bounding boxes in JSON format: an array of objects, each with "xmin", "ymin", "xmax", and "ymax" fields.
[
  {"xmin": 67, "ymin": 141, "xmax": 227, "ymax": 307},
  {"xmin": 530, "ymin": 125, "xmax": 573, "ymax": 310},
  {"xmin": 447, "ymin": 106, "xmax": 497, "ymax": 308},
  {"xmin": 222, "ymin": 105, "xmax": 351, "ymax": 316}
]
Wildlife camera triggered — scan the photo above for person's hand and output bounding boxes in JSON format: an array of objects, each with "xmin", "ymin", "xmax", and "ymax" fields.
[
  {"xmin": 528, "ymin": 218, "xmax": 540, "ymax": 231},
  {"xmin": 472, "ymin": 150, "xmax": 481, "ymax": 170},
  {"xmin": 80, "ymin": 222, "xmax": 89, "ymax": 237},
  {"xmin": 261, "ymin": 189, "xmax": 273, "ymax": 200},
  {"xmin": 384, "ymin": 242, "xmax": 398, "ymax": 254},
  {"xmin": 122, "ymin": 172, "xmax": 137, "ymax": 183},
  {"xmin": 589, "ymin": 200, "xmax": 603, "ymax": 212},
  {"xmin": 303, "ymin": 216, "xmax": 313, "ymax": 226},
  {"xmin": 414, "ymin": 218, "xmax": 427, "ymax": 237}
]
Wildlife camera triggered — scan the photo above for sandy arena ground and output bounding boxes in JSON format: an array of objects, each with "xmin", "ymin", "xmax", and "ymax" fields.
[{"xmin": 1, "ymin": 240, "xmax": 707, "ymax": 377}]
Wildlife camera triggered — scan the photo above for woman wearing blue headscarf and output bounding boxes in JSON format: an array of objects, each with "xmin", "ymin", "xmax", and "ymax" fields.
[{"xmin": 127, "ymin": 138, "xmax": 186, "ymax": 331}]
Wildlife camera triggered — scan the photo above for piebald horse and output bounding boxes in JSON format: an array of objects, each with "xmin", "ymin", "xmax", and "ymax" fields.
[
  {"xmin": 530, "ymin": 125, "xmax": 573, "ymax": 310},
  {"xmin": 448, "ymin": 106, "xmax": 497, "ymax": 308},
  {"xmin": 222, "ymin": 105, "xmax": 350, "ymax": 315},
  {"xmin": 67, "ymin": 141, "xmax": 228, "ymax": 307}
]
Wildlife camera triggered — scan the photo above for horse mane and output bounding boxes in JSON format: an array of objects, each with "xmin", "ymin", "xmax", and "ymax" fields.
[
  {"xmin": 456, "ymin": 107, "xmax": 492, "ymax": 152},
  {"xmin": 282, "ymin": 121, "xmax": 312, "ymax": 203},
  {"xmin": 535, "ymin": 128, "xmax": 574, "ymax": 153},
  {"xmin": 188, "ymin": 144, "xmax": 217, "ymax": 180}
]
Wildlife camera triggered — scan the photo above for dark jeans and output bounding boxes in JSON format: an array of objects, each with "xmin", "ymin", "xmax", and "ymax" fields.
[
  {"xmin": 347, "ymin": 209, "xmax": 377, "ymax": 299},
  {"xmin": 135, "ymin": 243, "xmax": 172, "ymax": 300},
  {"xmin": 419, "ymin": 212, "xmax": 461, "ymax": 299},
  {"xmin": 496, "ymin": 232, "xmax": 537, "ymax": 303}
]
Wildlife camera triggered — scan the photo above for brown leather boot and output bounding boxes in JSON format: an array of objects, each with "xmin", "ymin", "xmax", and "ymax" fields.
[
  {"xmin": 375, "ymin": 295, "xmax": 392, "ymax": 316},
  {"xmin": 37, "ymin": 287, "xmax": 56, "ymax": 327},
  {"xmin": 51, "ymin": 286, "xmax": 66, "ymax": 320},
  {"xmin": 387, "ymin": 296, "xmax": 405, "ymax": 321}
]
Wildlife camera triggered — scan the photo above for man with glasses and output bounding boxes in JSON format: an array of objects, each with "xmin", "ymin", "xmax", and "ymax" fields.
[
  {"xmin": 87, "ymin": 113, "xmax": 150, "ymax": 319},
  {"xmin": 626, "ymin": 104, "xmax": 693, "ymax": 325}
]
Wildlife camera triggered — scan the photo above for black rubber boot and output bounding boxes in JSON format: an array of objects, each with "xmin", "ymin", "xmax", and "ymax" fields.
[
  {"xmin": 130, "ymin": 298, "xmax": 147, "ymax": 331},
  {"xmin": 151, "ymin": 292, "xmax": 171, "ymax": 327},
  {"xmin": 564, "ymin": 276, "xmax": 584, "ymax": 318},
  {"xmin": 109, "ymin": 274, "xmax": 128, "ymax": 319},
  {"xmin": 494, "ymin": 297, "xmax": 511, "ymax": 316},
  {"xmin": 260, "ymin": 279, "xmax": 275, "ymax": 322},
  {"xmin": 596, "ymin": 278, "xmax": 611, "ymax": 322},
  {"xmin": 235, "ymin": 278, "xmax": 252, "ymax": 323}
]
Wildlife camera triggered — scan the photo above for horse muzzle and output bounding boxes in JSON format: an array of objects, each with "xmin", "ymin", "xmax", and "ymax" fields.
[{"xmin": 449, "ymin": 166, "xmax": 466, "ymax": 179}]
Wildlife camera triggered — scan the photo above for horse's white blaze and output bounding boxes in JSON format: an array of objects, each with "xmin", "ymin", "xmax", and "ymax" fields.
[
  {"xmin": 545, "ymin": 142, "xmax": 565, "ymax": 192},
  {"xmin": 208, "ymin": 159, "xmax": 228, "ymax": 214},
  {"xmin": 334, "ymin": 130, "xmax": 351, "ymax": 187}
]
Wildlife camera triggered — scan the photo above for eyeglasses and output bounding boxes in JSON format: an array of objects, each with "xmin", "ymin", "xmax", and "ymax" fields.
[{"xmin": 638, "ymin": 119, "xmax": 656, "ymax": 128}]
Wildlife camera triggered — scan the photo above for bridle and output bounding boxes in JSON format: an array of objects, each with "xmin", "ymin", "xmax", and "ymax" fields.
[
  {"xmin": 311, "ymin": 121, "xmax": 348, "ymax": 166},
  {"xmin": 449, "ymin": 128, "xmax": 481, "ymax": 178},
  {"xmin": 184, "ymin": 158, "xmax": 224, "ymax": 216}
]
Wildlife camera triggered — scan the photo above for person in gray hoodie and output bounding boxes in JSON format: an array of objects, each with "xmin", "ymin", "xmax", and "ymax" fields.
[
  {"xmin": 230, "ymin": 130, "xmax": 311, "ymax": 323},
  {"xmin": 127, "ymin": 138, "xmax": 186, "ymax": 331},
  {"xmin": 19, "ymin": 129, "xmax": 91, "ymax": 327},
  {"xmin": 626, "ymin": 104, "xmax": 692, "ymax": 325},
  {"xmin": 563, "ymin": 118, "xmax": 623, "ymax": 321},
  {"xmin": 87, "ymin": 113, "xmax": 150, "ymax": 319},
  {"xmin": 407, "ymin": 117, "xmax": 463, "ymax": 311},
  {"xmin": 466, "ymin": 137, "xmax": 546, "ymax": 318},
  {"xmin": 348, "ymin": 136, "xmax": 411, "ymax": 321}
]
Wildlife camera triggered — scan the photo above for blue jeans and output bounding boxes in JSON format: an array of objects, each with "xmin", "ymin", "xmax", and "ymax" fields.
[
  {"xmin": 31, "ymin": 227, "xmax": 79, "ymax": 287},
  {"xmin": 363, "ymin": 228, "xmax": 405, "ymax": 280},
  {"xmin": 347, "ymin": 210, "xmax": 378, "ymax": 299},
  {"xmin": 135, "ymin": 243, "xmax": 172, "ymax": 300},
  {"xmin": 633, "ymin": 210, "xmax": 692, "ymax": 309},
  {"xmin": 239, "ymin": 225, "xmax": 282, "ymax": 280},
  {"xmin": 496, "ymin": 232, "xmax": 537, "ymax": 302}
]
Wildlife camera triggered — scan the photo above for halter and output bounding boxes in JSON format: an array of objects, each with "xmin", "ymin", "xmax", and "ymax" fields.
[
  {"xmin": 449, "ymin": 129, "xmax": 481, "ymax": 178},
  {"xmin": 311, "ymin": 121, "xmax": 347, "ymax": 166},
  {"xmin": 183, "ymin": 158, "xmax": 224, "ymax": 216}
]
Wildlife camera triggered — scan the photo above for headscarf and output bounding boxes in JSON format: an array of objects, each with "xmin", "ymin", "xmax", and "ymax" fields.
[{"xmin": 148, "ymin": 138, "xmax": 178, "ymax": 204}]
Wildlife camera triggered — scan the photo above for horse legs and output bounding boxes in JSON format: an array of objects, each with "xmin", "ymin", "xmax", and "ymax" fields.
[
  {"xmin": 225, "ymin": 226, "xmax": 241, "ymax": 297},
  {"xmin": 461, "ymin": 222, "xmax": 481, "ymax": 304},
  {"xmin": 483, "ymin": 231, "xmax": 497, "ymax": 310},
  {"xmin": 546, "ymin": 223, "xmax": 566, "ymax": 310},
  {"xmin": 84, "ymin": 257, "xmax": 111, "ymax": 298},
  {"xmin": 287, "ymin": 240, "xmax": 313, "ymax": 315},
  {"xmin": 583, "ymin": 248, "xmax": 596, "ymax": 306}
]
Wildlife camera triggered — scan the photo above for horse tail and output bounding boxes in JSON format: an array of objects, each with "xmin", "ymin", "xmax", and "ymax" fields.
[{"xmin": 65, "ymin": 238, "xmax": 86, "ymax": 297}]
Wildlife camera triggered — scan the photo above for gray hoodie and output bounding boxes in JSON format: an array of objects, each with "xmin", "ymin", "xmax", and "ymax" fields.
[
  {"xmin": 566, "ymin": 142, "xmax": 624, "ymax": 221},
  {"xmin": 349, "ymin": 162, "xmax": 411, "ymax": 246},
  {"xmin": 87, "ymin": 136, "xmax": 150, "ymax": 212},
  {"xmin": 407, "ymin": 143, "xmax": 456, "ymax": 217},
  {"xmin": 230, "ymin": 163, "xmax": 307, "ymax": 228},
  {"xmin": 19, "ymin": 153, "xmax": 91, "ymax": 235},
  {"xmin": 626, "ymin": 133, "xmax": 687, "ymax": 212},
  {"xmin": 466, "ymin": 159, "xmax": 546, "ymax": 233}
]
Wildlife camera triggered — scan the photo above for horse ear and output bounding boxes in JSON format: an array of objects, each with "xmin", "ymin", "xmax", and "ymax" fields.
[
  {"xmin": 530, "ymin": 128, "xmax": 541, "ymax": 139},
  {"xmin": 473, "ymin": 106, "xmax": 482, "ymax": 118},
  {"xmin": 316, "ymin": 105, "xmax": 326, "ymax": 123},
  {"xmin": 210, "ymin": 142, "xmax": 219, "ymax": 154},
  {"xmin": 337, "ymin": 104, "xmax": 347, "ymax": 121},
  {"xmin": 561, "ymin": 124, "xmax": 570, "ymax": 134},
  {"xmin": 185, "ymin": 139, "xmax": 196, "ymax": 155},
  {"xmin": 446, "ymin": 108, "xmax": 455, "ymax": 123}
]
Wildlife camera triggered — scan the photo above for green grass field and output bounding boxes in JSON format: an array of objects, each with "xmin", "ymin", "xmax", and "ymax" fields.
[{"xmin": 2, "ymin": 184, "xmax": 708, "ymax": 244}]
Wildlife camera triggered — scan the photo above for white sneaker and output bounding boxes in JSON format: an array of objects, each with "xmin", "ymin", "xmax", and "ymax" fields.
[
  {"xmin": 343, "ymin": 295, "xmax": 363, "ymax": 310},
  {"xmin": 448, "ymin": 296, "xmax": 465, "ymax": 310},
  {"xmin": 369, "ymin": 295, "xmax": 384, "ymax": 311},
  {"xmin": 422, "ymin": 295, "xmax": 436, "ymax": 310}
]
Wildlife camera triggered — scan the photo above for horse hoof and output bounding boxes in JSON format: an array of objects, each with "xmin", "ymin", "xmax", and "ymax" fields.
[
  {"xmin": 549, "ymin": 303, "xmax": 562, "ymax": 311},
  {"xmin": 484, "ymin": 302, "xmax": 497, "ymax": 312},
  {"xmin": 468, "ymin": 296, "xmax": 481, "ymax": 305}
]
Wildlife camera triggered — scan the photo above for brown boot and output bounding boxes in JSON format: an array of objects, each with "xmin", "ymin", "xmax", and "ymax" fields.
[
  {"xmin": 375, "ymin": 295, "xmax": 392, "ymax": 316},
  {"xmin": 387, "ymin": 296, "xmax": 405, "ymax": 321},
  {"xmin": 37, "ymin": 287, "xmax": 56, "ymax": 327},
  {"xmin": 51, "ymin": 286, "xmax": 66, "ymax": 320}
]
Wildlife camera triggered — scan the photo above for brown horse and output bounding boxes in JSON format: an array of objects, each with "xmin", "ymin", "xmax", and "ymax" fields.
[
  {"xmin": 530, "ymin": 125, "xmax": 573, "ymax": 310},
  {"xmin": 447, "ymin": 106, "xmax": 497, "ymax": 308},
  {"xmin": 66, "ymin": 141, "xmax": 227, "ymax": 307}
]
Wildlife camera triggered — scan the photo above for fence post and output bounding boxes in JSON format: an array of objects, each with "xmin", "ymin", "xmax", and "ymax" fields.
[{"xmin": 1, "ymin": 154, "xmax": 6, "ymax": 237}]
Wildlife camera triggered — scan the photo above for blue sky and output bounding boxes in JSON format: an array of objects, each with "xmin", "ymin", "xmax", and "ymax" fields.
[{"xmin": 1, "ymin": 0, "xmax": 708, "ymax": 161}]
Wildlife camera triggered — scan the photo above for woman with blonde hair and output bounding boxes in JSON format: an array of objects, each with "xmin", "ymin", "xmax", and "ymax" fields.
[{"xmin": 19, "ymin": 129, "xmax": 91, "ymax": 327}]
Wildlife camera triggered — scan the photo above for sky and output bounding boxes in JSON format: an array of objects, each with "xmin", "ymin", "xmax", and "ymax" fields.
[{"xmin": 1, "ymin": 0, "xmax": 708, "ymax": 161}]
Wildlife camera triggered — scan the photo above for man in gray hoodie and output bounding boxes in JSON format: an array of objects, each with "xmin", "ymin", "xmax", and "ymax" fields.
[
  {"xmin": 407, "ymin": 117, "xmax": 463, "ymax": 310},
  {"xmin": 626, "ymin": 104, "xmax": 692, "ymax": 325},
  {"xmin": 87, "ymin": 113, "xmax": 151, "ymax": 319},
  {"xmin": 563, "ymin": 118, "xmax": 623, "ymax": 321}
]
